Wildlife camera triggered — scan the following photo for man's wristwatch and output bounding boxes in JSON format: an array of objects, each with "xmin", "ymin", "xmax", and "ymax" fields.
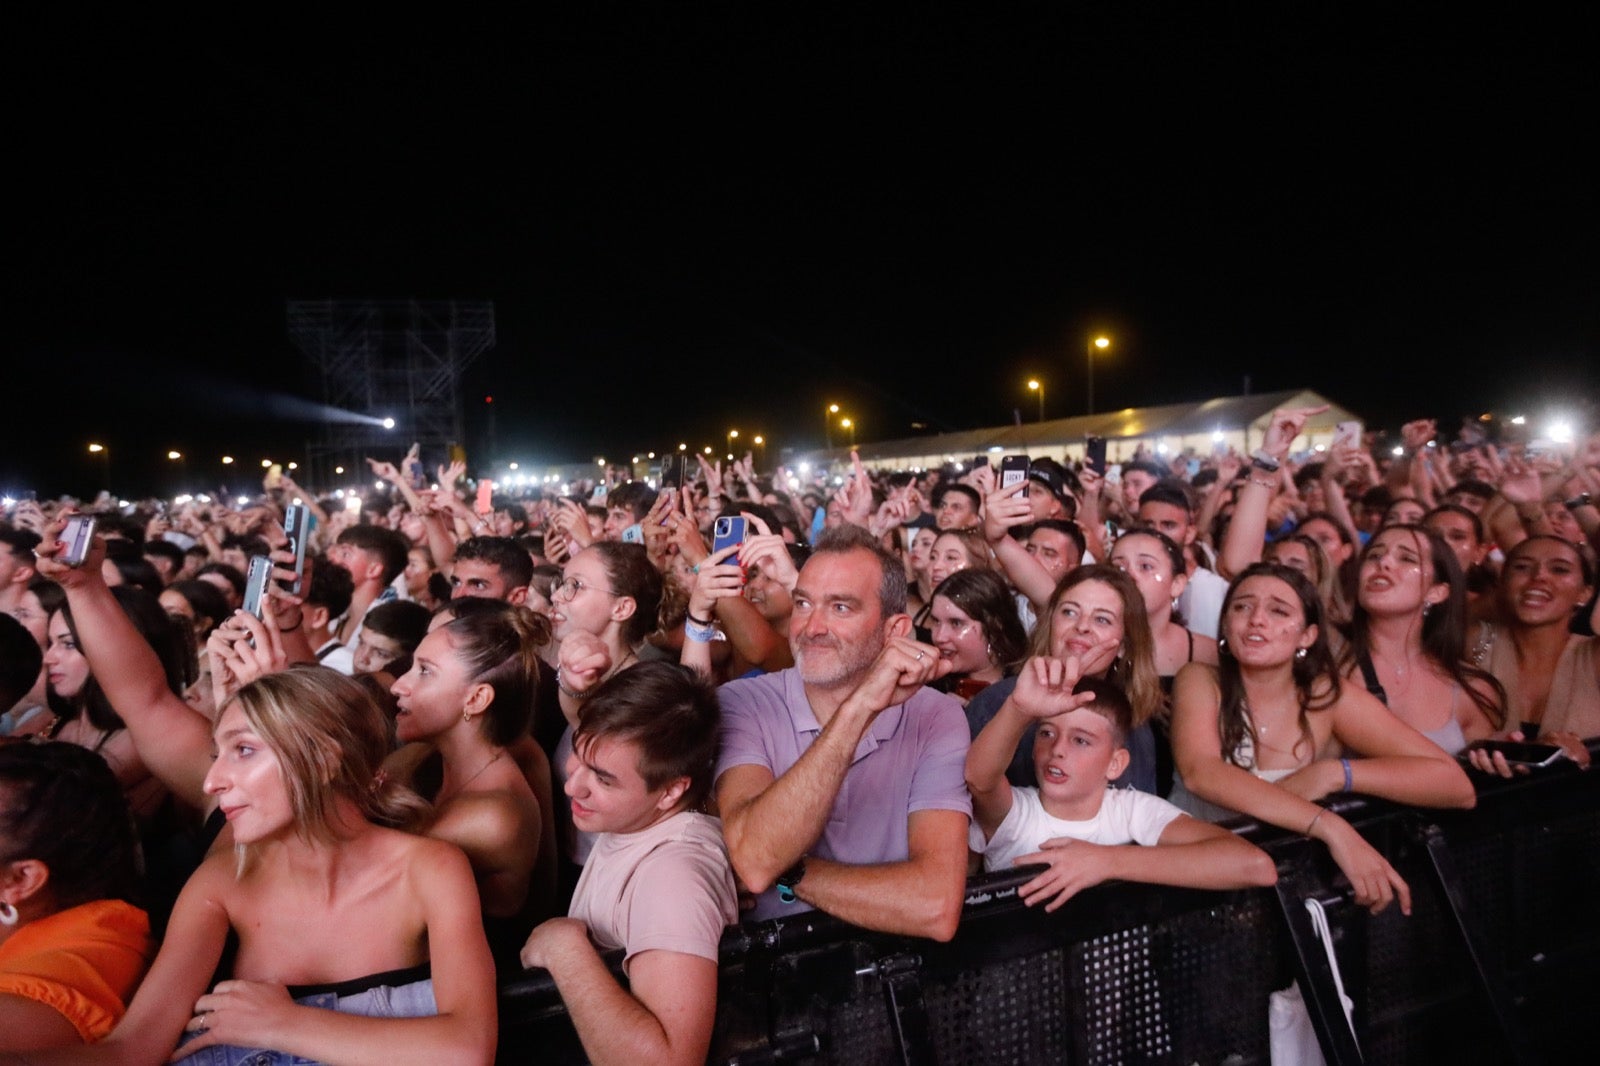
[
  {"xmin": 1249, "ymin": 449, "xmax": 1281, "ymax": 473},
  {"xmin": 1566, "ymin": 493, "xmax": 1593, "ymax": 510},
  {"xmin": 776, "ymin": 858, "xmax": 807, "ymax": 904}
]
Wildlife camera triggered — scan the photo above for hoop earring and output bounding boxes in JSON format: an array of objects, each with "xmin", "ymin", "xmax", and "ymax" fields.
[
  {"xmin": 462, "ymin": 708, "xmax": 473, "ymax": 724},
  {"xmin": 0, "ymin": 901, "xmax": 17, "ymax": 926}
]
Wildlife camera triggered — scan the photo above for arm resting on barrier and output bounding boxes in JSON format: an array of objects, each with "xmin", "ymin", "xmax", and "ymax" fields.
[
  {"xmin": 1170, "ymin": 663, "xmax": 1415, "ymax": 915},
  {"xmin": 521, "ymin": 919, "xmax": 717, "ymax": 1066},
  {"xmin": 1013, "ymin": 815, "xmax": 1278, "ymax": 912},
  {"xmin": 789, "ymin": 809, "xmax": 970, "ymax": 942}
]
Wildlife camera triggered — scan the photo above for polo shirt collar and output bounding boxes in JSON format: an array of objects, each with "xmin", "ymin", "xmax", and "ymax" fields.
[{"xmin": 782, "ymin": 667, "xmax": 904, "ymax": 764}]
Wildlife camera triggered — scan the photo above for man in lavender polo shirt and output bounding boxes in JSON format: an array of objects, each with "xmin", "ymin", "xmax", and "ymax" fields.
[{"xmin": 715, "ymin": 524, "xmax": 971, "ymax": 939}]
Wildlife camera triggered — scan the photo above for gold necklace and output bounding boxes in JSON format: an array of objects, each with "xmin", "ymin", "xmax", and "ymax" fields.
[{"xmin": 457, "ymin": 749, "xmax": 505, "ymax": 792}]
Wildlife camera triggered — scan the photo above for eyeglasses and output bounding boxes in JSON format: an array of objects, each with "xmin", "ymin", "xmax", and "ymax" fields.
[{"xmin": 551, "ymin": 576, "xmax": 622, "ymax": 602}]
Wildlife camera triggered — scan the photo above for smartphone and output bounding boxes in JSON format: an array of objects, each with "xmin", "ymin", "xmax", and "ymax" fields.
[
  {"xmin": 1000, "ymin": 454, "xmax": 1030, "ymax": 491},
  {"xmin": 659, "ymin": 453, "xmax": 686, "ymax": 490},
  {"xmin": 1526, "ymin": 438, "xmax": 1556, "ymax": 460},
  {"xmin": 711, "ymin": 516, "xmax": 747, "ymax": 561},
  {"xmin": 1333, "ymin": 420, "xmax": 1362, "ymax": 451},
  {"xmin": 403, "ymin": 444, "xmax": 426, "ymax": 487},
  {"xmin": 282, "ymin": 504, "xmax": 315, "ymax": 596},
  {"xmin": 970, "ymin": 456, "xmax": 992, "ymax": 475},
  {"xmin": 1462, "ymin": 739, "xmax": 1563, "ymax": 769},
  {"xmin": 475, "ymin": 480, "xmax": 494, "ymax": 516},
  {"xmin": 1084, "ymin": 436, "xmax": 1107, "ymax": 476},
  {"xmin": 242, "ymin": 555, "xmax": 273, "ymax": 621},
  {"xmin": 61, "ymin": 515, "xmax": 96, "ymax": 566}
]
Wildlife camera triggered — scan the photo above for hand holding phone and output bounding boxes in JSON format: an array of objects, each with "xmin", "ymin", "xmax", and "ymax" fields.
[
  {"xmin": 61, "ymin": 515, "xmax": 97, "ymax": 567},
  {"xmin": 1462, "ymin": 739, "xmax": 1563, "ymax": 770},
  {"xmin": 1000, "ymin": 455, "xmax": 1030, "ymax": 491},
  {"xmin": 711, "ymin": 516, "xmax": 748, "ymax": 567},
  {"xmin": 1084, "ymin": 436, "xmax": 1107, "ymax": 476}
]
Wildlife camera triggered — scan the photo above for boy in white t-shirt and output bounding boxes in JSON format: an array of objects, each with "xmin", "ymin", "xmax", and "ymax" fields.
[{"xmin": 965, "ymin": 657, "xmax": 1277, "ymax": 911}]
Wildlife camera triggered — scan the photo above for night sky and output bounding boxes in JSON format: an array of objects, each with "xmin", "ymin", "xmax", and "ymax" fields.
[{"xmin": 8, "ymin": 8, "xmax": 1596, "ymax": 499}]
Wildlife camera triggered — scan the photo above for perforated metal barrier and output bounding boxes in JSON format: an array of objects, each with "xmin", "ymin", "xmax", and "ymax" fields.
[{"xmin": 498, "ymin": 748, "xmax": 1600, "ymax": 1065}]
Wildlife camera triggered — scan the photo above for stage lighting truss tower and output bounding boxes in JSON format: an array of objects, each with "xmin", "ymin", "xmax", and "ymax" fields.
[{"xmin": 288, "ymin": 300, "xmax": 495, "ymax": 483}]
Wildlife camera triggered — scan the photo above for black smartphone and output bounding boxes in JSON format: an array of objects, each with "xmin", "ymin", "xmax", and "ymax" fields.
[
  {"xmin": 242, "ymin": 555, "xmax": 273, "ymax": 621},
  {"xmin": 1462, "ymin": 739, "xmax": 1563, "ymax": 769},
  {"xmin": 711, "ymin": 516, "xmax": 747, "ymax": 561},
  {"xmin": 282, "ymin": 504, "xmax": 315, "ymax": 596},
  {"xmin": 61, "ymin": 515, "xmax": 96, "ymax": 566},
  {"xmin": 1000, "ymin": 454, "xmax": 1030, "ymax": 490},
  {"xmin": 1085, "ymin": 436, "xmax": 1107, "ymax": 476},
  {"xmin": 970, "ymin": 455, "xmax": 992, "ymax": 475},
  {"xmin": 660, "ymin": 453, "xmax": 686, "ymax": 490}
]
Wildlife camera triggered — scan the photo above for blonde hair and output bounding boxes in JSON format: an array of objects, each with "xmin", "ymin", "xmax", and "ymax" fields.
[{"xmin": 228, "ymin": 665, "xmax": 429, "ymax": 866}]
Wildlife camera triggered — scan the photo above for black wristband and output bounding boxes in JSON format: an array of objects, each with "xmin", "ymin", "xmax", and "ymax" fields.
[
  {"xmin": 687, "ymin": 612, "xmax": 715, "ymax": 627},
  {"xmin": 776, "ymin": 857, "xmax": 807, "ymax": 903},
  {"xmin": 1566, "ymin": 493, "xmax": 1593, "ymax": 510}
]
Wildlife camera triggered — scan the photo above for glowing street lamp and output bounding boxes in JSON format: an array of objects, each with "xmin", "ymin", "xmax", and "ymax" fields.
[
  {"xmin": 88, "ymin": 442, "xmax": 111, "ymax": 493},
  {"xmin": 840, "ymin": 417, "xmax": 856, "ymax": 447},
  {"xmin": 1027, "ymin": 379, "xmax": 1044, "ymax": 422},
  {"xmin": 221, "ymin": 455, "xmax": 235, "ymax": 465},
  {"xmin": 825, "ymin": 403, "xmax": 840, "ymax": 449},
  {"xmin": 1086, "ymin": 335, "xmax": 1111, "ymax": 415}
]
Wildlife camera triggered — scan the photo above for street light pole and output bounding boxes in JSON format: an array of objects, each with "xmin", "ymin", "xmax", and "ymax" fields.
[
  {"xmin": 87, "ymin": 443, "xmax": 111, "ymax": 497},
  {"xmin": 840, "ymin": 418, "xmax": 856, "ymax": 447},
  {"xmin": 1028, "ymin": 379, "xmax": 1044, "ymax": 422},
  {"xmin": 825, "ymin": 404, "xmax": 839, "ymax": 449},
  {"xmin": 1086, "ymin": 335, "xmax": 1110, "ymax": 415}
]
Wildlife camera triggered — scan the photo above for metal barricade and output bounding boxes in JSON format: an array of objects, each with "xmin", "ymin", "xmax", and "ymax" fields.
[{"xmin": 498, "ymin": 747, "xmax": 1600, "ymax": 1064}]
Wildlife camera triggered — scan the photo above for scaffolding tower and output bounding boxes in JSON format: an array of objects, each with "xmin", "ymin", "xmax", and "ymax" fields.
[{"xmin": 288, "ymin": 300, "xmax": 495, "ymax": 486}]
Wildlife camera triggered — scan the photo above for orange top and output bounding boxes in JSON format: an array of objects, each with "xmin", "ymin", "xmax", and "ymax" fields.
[{"xmin": 0, "ymin": 899, "xmax": 153, "ymax": 1043}]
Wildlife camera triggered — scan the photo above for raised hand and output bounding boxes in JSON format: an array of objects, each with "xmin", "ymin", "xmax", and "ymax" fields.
[
  {"xmin": 738, "ymin": 513, "xmax": 799, "ymax": 592},
  {"xmin": 1262, "ymin": 405, "xmax": 1330, "ymax": 462},
  {"xmin": 688, "ymin": 543, "xmax": 744, "ymax": 620},
  {"xmin": 557, "ymin": 631, "xmax": 612, "ymax": 695},
  {"xmin": 1008, "ymin": 656, "xmax": 1098, "ymax": 719},
  {"xmin": 983, "ymin": 480, "xmax": 1032, "ymax": 543},
  {"xmin": 845, "ymin": 636, "xmax": 950, "ymax": 718}
]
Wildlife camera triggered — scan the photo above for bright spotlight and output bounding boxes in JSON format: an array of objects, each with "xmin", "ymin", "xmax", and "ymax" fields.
[
  {"xmin": 382, "ymin": 417, "xmax": 396, "ymax": 430},
  {"xmin": 1549, "ymin": 420, "xmax": 1575, "ymax": 444}
]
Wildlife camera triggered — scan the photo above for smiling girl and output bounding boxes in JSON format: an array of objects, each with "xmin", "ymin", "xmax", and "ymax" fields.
[
  {"xmin": 927, "ymin": 569, "xmax": 1026, "ymax": 704},
  {"xmin": 964, "ymin": 565, "xmax": 1162, "ymax": 793}
]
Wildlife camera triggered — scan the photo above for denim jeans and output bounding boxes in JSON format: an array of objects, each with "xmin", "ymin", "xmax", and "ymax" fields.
[{"xmin": 170, "ymin": 978, "xmax": 437, "ymax": 1066}]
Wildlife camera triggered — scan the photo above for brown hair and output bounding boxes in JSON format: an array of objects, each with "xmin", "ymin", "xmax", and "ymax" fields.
[
  {"xmin": 229, "ymin": 666, "xmax": 430, "ymax": 864},
  {"xmin": 574, "ymin": 662, "xmax": 720, "ymax": 810},
  {"xmin": 1031, "ymin": 564, "xmax": 1162, "ymax": 727}
]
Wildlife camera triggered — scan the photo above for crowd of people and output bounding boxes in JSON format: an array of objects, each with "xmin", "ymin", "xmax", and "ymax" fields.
[{"xmin": 1, "ymin": 407, "xmax": 1597, "ymax": 1061}]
